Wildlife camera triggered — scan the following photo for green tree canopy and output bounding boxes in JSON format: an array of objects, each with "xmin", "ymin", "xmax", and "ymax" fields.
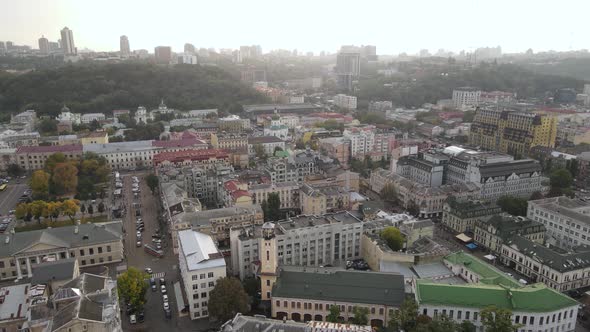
[
  {"xmin": 263, "ymin": 193, "xmax": 282, "ymax": 222},
  {"xmin": 480, "ymin": 306, "xmax": 521, "ymax": 332},
  {"xmin": 30, "ymin": 170, "xmax": 50, "ymax": 198},
  {"xmin": 497, "ymin": 195, "xmax": 528, "ymax": 216},
  {"xmin": 145, "ymin": 174, "xmax": 159, "ymax": 194},
  {"xmin": 388, "ymin": 298, "xmax": 419, "ymax": 331},
  {"xmin": 208, "ymin": 277, "xmax": 249, "ymax": 322},
  {"xmin": 550, "ymin": 168, "xmax": 573, "ymax": 189},
  {"xmin": 381, "ymin": 226, "xmax": 405, "ymax": 251},
  {"xmin": 326, "ymin": 305, "xmax": 341, "ymax": 323},
  {"xmin": 117, "ymin": 267, "xmax": 149, "ymax": 309},
  {"xmin": 351, "ymin": 306, "xmax": 369, "ymax": 325}
]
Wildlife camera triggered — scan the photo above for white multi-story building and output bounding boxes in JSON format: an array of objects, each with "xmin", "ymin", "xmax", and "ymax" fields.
[
  {"xmin": 263, "ymin": 117, "xmax": 289, "ymax": 140},
  {"xmin": 229, "ymin": 211, "xmax": 364, "ymax": 280},
  {"xmin": 279, "ymin": 115, "xmax": 299, "ymax": 129},
  {"xmin": 528, "ymin": 196, "xmax": 590, "ymax": 249},
  {"xmin": 80, "ymin": 113, "xmax": 106, "ymax": 124},
  {"xmin": 248, "ymin": 136, "xmax": 285, "ymax": 156},
  {"xmin": 178, "ymin": 230, "xmax": 226, "ymax": 320},
  {"xmin": 178, "ymin": 53, "xmax": 198, "ymax": 65},
  {"xmin": 452, "ymin": 87, "xmax": 481, "ymax": 109},
  {"xmin": 343, "ymin": 127, "xmax": 374, "ymax": 158},
  {"xmin": 333, "ymin": 94, "xmax": 357, "ymax": 110},
  {"xmin": 83, "ymin": 140, "xmax": 156, "ymax": 170}
]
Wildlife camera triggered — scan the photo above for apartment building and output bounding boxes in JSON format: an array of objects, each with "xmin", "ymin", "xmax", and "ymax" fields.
[
  {"xmin": 211, "ymin": 133, "xmax": 248, "ymax": 150},
  {"xmin": 501, "ymin": 235, "xmax": 590, "ymax": 292},
  {"xmin": 80, "ymin": 113, "xmax": 106, "ymax": 124},
  {"xmin": 83, "ymin": 140, "xmax": 155, "ymax": 169},
  {"xmin": 154, "ymin": 149, "xmax": 231, "ymax": 170},
  {"xmin": 16, "ymin": 144, "xmax": 83, "ymax": 170},
  {"xmin": 180, "ymin": 165, "xmax": 233, "ymax": 207},
  {"xmin": 249, "ymin": 181, "xmax": 300, "ymax": 209},
  {"xmin": 169, "ymin": 205, "xmax": 263, "ymax": 252},
  {"xmin": 333, "ymin": 94, "xmax": 357, "ymax": 110},
  {"xmin": 442, "ymin": 199, "xmax": 502, "ymax": 233},
  {"xmin": 473, "ymin": 215, "xmax": 545, "ymax": 254},
  {"xmin": 229, "ymin": 211, "xmax": 363, "ymax": 280},
  {"xmin": 469, "ymin": 108, "xmax": 557, "ymax": 157},
  {"xmin": 0, "ymin": 222, "xmax": 123, "ymax": 281},
  {"xmin": 396, "ymin": 152, "xmax": 448, "ymax": 187},
  {"xmin": 452, "ymin": 87, "xmax": 481, "ymax": 109},
  {"xmin": 178, "ymin": 230, "xmax": 226, "ymax": 320},
  {"xmin": 300, "ymin": 183, "xmax": 350, "ymax": 216},
  {"xmin": 248, "ymin": 136, "xmax": 285, "ymax": 156},
  {"xmin": 343, "ymin": 127, "xmax": 374, "ymax": 158},
  {"xmin": 319, "ymin": 137, "xmax": 350, "ymax": 167},
  {"xmin": 527, "ymin": 196, "xmax": 590, "ymax": 249}
]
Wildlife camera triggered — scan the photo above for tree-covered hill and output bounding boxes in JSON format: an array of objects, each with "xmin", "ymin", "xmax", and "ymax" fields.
[
  {"xmin": 357, "ymin": 62, "xmax": 588, "ymax": 108},
  {"xmin": 518, "ymin": 58, "xmax": 590, "ymax": 82},
  {"xmin": 0, "ymin": 63, "xmax": 267, "ymax": 116}
]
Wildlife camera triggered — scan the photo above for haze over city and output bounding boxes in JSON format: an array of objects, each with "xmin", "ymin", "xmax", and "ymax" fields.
[{"xmin": 2, "ymin": 0, "xmax": 589, "ymax": 54}]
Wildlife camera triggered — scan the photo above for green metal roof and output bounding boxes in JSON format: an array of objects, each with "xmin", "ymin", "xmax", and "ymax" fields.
[
  {"xmin": 272, "ymin": 270, "xmax": 405, "ymax": 307},
  {"xmin": 444, "ymin": 252, "xmax": 522, "ymax": 288},
  {"xmin": 416, "ymin": 280, "xmax": 578, "ymax": 312}
]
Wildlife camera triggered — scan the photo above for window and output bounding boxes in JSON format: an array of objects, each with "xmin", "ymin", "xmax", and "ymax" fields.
[
  {"xmin": 107, "ymin": 245, "xmax": 112, "ymax": 252},
  {"xmin": 201, "ymin": 283, "xmax": 206, "ymax": 288},
  {"xmin": 201, "ymin": 292, "xmax": 207, "ymax": 298},
  {"xmin": 81, "ymin": 260, "xmax": 86, "ymax": 265},
  {"xmin": 276, "ymin": 301, "xmax": 280, "ymax": 307},
  {"xmin": 209, "ymin": 281, "xmax": 215, "ymax": 287},
  {"xmin": 89, "ymin": 248, "xmax": 94, "ymax": 255},
  {"xmin": 80, "ymin": 249, "xmax": 85, "ymax": 256},
  {"xmin": 193, "ymin": 303, "xmax": 199, "ymax": 309},
  {"xmin": 202, "ymin": 301, "xmax": 208, "ymax": 307},
  {"xmin": 193, "ymin": 294, "xmax": 199, "ymax": 300},
  {"xmin": 192, "ymin": 284, "xmax": 198, "ymax": 290},
  {"xmin": 192, "ymin": 275, "xmax": 198, "ymax": 281},
  {"xmin": 208, "ymin": 272, "xmax": 214, "ymax": 278},
  {"xmin": 98, "ymin": 247, "xmax": 103, "ymax": 254},
  {"xmin": 200, "ymin": 274, "xmax": 205, "ymax": 279}
]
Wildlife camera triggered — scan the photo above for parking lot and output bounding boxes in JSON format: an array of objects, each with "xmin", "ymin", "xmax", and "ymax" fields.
[{"xmin": 0, "ymin": 181, "xmax": 28, "ymax": 216}]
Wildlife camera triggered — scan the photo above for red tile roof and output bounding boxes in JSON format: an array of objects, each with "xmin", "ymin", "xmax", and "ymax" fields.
[
  {"xmin": 152, "ymin": 138, "xmax": 207, "ymax": 148},
  {"xmin": 153, "ymin": 149, "xmax": 229, "ymax": 165},
  {"xmin": 231, "ymin": 190, "xmax": 251, "ymax": 200},
  {"xmin": 16, "ymin": 144, "xmax": 83, "ymax": 154},
  {"xmin": 223, "ymin": 180, "xmax": 240, "ymax": 192}
]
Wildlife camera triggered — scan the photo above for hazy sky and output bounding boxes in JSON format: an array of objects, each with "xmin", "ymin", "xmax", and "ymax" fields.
[{"xmin": 1, "ymin": 0, "xmax": 588, "ymax": 55}]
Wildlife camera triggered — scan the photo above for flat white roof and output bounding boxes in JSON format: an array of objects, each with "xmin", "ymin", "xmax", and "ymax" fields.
[
  {"xmin": 178, "ymin": 230, "xmax": 225, "ymax": 271},
  {"xmin": 0, "ymin": 283, "xmax": 29, "ymax": 321}
]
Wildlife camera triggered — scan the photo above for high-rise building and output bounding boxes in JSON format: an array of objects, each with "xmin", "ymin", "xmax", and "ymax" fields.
[
  {"xmin": 38, "ymin": 36, "xmax": 49, "ymax": 54},
  {"xmin": 154, "ymin": 46, "xmax": 172, "ymax": 64},
  {"xmin": 184, "ymin": 43, "xmax": 195, "ymax": 54},
  {"xmin": 49, "ymin": 42, "xmax": 60, "ymax": 52},
  {"xmin": 469, "ymin": 108, "xmax": 557, "ymax": 157},
  {"xmin": 6, "ymin": 41, "xmax": 13, "ymax": 50},
  {"xmin": 60, "ymin": 27, "xmax": 76, "ymax": 55},
  {"xmin": 361, "ymin": 45, "xmax": 377, "ymax": 61},
  {"xmin": 336, "ymin": 51, "xmax": 360, "ymax": 91},
  {"xmin": 119, "ymin": 35, "xmax": 130, "ymax": 56},
  {"xmin": 452, "ymin": 87, "xmax": 481, "ymax": 109},
  {"xmin": 0, "ymin": 42, "xmax": 5, "ymax": 53}
]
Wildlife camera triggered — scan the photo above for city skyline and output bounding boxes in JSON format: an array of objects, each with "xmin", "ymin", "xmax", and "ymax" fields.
[{"xmin": 1, "ymin": 0, "xmax": 589, "ymax": 55}]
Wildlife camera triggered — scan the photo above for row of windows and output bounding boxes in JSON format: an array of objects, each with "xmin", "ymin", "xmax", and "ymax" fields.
[{"xmin": 191, "ymin": 272, "xmax": 215, "ymax": 281}]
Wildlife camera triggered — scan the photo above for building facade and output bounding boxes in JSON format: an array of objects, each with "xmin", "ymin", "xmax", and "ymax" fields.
[
  {"xmin": 178, "ymin": 230, "xmax": 226, "ymax": 320},
  {"xmin": 16, "ymin": 145, "xmax": 83, "ymax": 170}
]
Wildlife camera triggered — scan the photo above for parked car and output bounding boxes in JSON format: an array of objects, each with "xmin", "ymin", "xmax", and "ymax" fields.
[
  {"xmin": 137, "ymin": 311, "xmax": 145, "ymax": 323},
  {"xmin": 163, "ymin": 302, "xmax": 170, "ymax": 310},
  {"xmin": 161, "ymin": 285, "xmax": 167, "ymax": 294},
  {"xmin": 164, "ymin": 309, "xmax": 171, "ymax": 319},
  {"xmin": 159, "ymin": 277, "xmax": 165, "ymax": 286},
  {"xmin": 156, "ymin": 243, "xmax": 162, "ymax": 250},
  {"xmin": 145, "ymin": 267, "xmax": 153, "ymax": 274},
  {"xmin": 136, "ymin": 231, "xmax": 141, "ymax": 237},
  {"xmin": 163, "ymin": 294, "xmax": 169, "ymax": 303},
  {"xmin": 136, "ymin": 240, "xmax": 142, "ymax": 247},
  {"xmin": 130, "ymin": 315, "xmax": 137, "ymax": 324}
]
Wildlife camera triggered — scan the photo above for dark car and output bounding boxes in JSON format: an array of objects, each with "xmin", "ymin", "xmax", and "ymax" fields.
[
  {"xmin": 164, "ymin": 309, "xmax": 171, "ymax": 319},
  {"xmin": 137, "ymin": 311, "xmax": 145, "ymax": 323}
]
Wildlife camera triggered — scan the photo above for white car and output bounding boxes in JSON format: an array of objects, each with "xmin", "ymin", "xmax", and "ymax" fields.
[
  {"xmin": 163, "ymin": 302, "xmax": 170, "ymax": 310},
  {"xmin": 145, "ymin": 267, "xmax": 153, "ymax": 274},
  {"xmin": 161, "ymin": 285, "xmax": 167, "ymax": 294},
  {"xmin": 163, "ymin": 294, "xmax": 169, "ymax": 303},
  {"xmin": 130, "ymin": 314, "xmax": 137, "ymax": 324},
  {"xmin": 136, "ymin": 231, "xmax": 141, "ymax": 237}
]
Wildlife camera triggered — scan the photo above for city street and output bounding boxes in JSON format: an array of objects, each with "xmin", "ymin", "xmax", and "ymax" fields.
[
  {"xmin": 119, "ymin": 172, "xmax": 211, "ymax": 331},
  {"xmin": 0, "ymin": 182, "xmax": 28, "ymax": 215}
]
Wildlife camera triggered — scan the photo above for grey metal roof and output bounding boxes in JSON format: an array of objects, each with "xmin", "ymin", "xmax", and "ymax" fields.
[
  {"xmin": 0, "ymin": 222, "xmax": 122, "ymax": 257},
  {"xmin": 221, "ymin": 314, "xmax": 308, "ymax": 332},
  {"xmin": 31, "ymin": 258, "xmax": 77, "ymax": 285},
  {"xmin": 82, "ymin": 140, "xmax": 154, "ymax": 154},
  {"xmin": 272, "ymin": 271, "xmax": 405, "ymax": 307},
  {"xmin": 505, "ymin": 236, "xmax": 590, "ymax": 272},
  {"xmin": 479, "ymin": 159, "xmax": 541, "ymax": 178}
]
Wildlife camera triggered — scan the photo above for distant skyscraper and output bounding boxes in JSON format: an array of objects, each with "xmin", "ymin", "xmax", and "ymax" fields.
[
  {"xmin": 120, "ymin": 35, "xmax": 130, "ymax": 56},
  {"xmin": 49, "ymin": 42, "xmax": 60, "ymax": 52},
  {"xmin": 0, "ymin": 42, "xmax": 5, "ymax": 53},
  {"xmin": 336, "ymin": 51, "xmax": 360, "ymax": 91},
  {"xmin": 184, "ymin": 43, "xmax": 195, "ymax": 54},
  {"xmin": 6, "ymin": 41, "xmax": 13, "ymax": 50},
  {"xmin": 60, "ymin": 27, "xmax": 76, "ymax": 55},
  {"xmin": 361, "ymin": 45, "xmax": 377, "ymax": 61},
  {"xmin": 154, "ymin": 46, "xmax": 172, "ymax": 64},
  {"xmin": 38, "ymin": 36, "xmax": 49, "ymax": 54}
]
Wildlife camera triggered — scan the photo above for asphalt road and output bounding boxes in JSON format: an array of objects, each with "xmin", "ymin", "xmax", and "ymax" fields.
[
  {"xmin": 0, "ymin": 183, "xmax": 28, "ymax": 215},
  {"xmin": 120, "ymin": 172, "xmax": 212, "ymax": 331}
]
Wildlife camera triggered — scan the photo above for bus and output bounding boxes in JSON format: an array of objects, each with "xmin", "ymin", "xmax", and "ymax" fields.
[{"xmin": 0, "ymin": 184, "xmax": 6, "ymax": 191}]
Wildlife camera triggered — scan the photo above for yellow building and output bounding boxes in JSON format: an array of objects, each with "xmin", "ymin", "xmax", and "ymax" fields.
[
  {"xmin": 469, "ymin": 109, "xmax": 556, "ymax": 157},
  {"xmin": 79, "ymin": 131, "xmax": 109, "ymax": 145}
]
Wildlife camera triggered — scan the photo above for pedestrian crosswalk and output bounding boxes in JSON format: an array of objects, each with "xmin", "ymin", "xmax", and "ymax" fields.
[{"xmin": 151, "ymin": 272, "xmax": 165, "ymax": 279}]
